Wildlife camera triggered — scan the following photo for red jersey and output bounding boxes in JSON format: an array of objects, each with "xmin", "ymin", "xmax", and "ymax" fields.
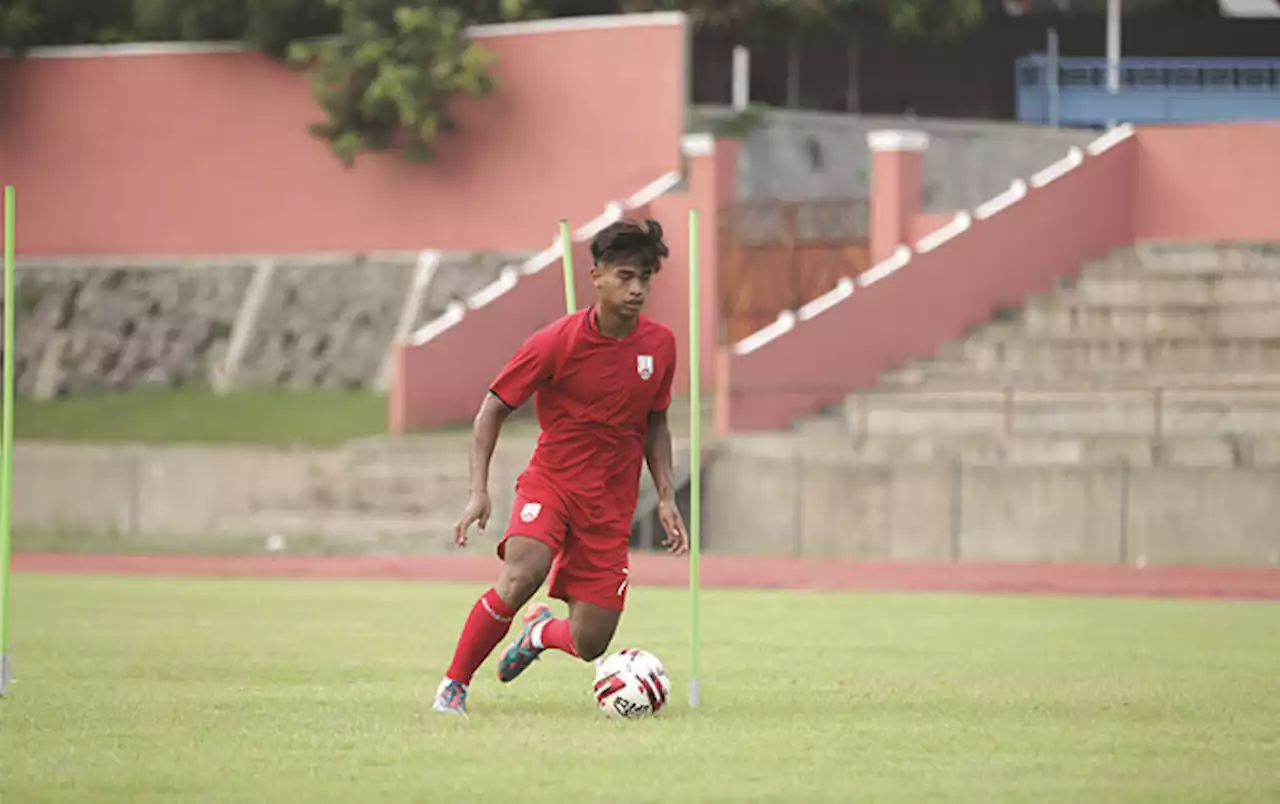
[{"xmin": 489, "ymin": 309, "xmax": 677, "ymax": 534}]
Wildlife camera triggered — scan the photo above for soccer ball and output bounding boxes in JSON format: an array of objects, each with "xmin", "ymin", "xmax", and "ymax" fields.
[{"xmin": 592, "ymin": 648, "xmax": 671, "ymax": 719}]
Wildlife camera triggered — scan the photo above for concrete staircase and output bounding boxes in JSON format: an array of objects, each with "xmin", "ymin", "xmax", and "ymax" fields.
[
  {"xmin": 702, "ymin": 243, "xmax": 1280, "ymax": 565},
  {"xmin": 796, "ymin": 242, "xmax": 1280, "ymax": 469},
  {"xmin": 235, "ymin": 434, "xmax": 538, "ymax": 554}
]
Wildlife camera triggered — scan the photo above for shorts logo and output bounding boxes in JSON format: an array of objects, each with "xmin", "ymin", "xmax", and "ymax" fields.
[
  {"xmin": 636, "ymin": 355, "xmax": 654, "ymax": 381},
  {"xmin": 520, "ymin": 502, "xmax": 542, "ymax": 523},
  {"xmin": 617, "ymin": 567, "xmax": 630, "ymax": 596}
]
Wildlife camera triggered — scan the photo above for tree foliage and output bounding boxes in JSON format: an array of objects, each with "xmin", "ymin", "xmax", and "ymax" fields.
[
  {"xmin": 287, "ymin": 0, "xmax": 525, "ymax": 167},
  {"xmin": 129, "ymin": 0, "xmax": 340, "ymax": 57},
  {"xmin": 619, "ymin": 0, "xmax": 986, "ymax": 35},
  {"xmin": 1, "ymin": 0, "xmax": 996, "ymax": 168},
  {"xmin": 0, "ymin": 0, "xmax": 134, "ymax": 51},
  {"xmin": 0, "ymin": 0, "xmax": 341, "ymax": 55}
]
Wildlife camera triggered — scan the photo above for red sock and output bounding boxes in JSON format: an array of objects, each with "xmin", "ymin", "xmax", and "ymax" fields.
[
  {"xmin": 535, "ymin": 618, "xmax": 580, "ymax": 658},
  {"xmin": 445, "ymin": 588, "xmax": 517, "ymax": 685}
]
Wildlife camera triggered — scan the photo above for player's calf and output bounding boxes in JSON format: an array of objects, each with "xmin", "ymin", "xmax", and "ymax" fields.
[
  {"xmin": 568, "ymin": 599, "xmax": 623, "ymax": 662},
  {"xmin": 497, "ymin": 599, "xmax": 617, "ymax": 682},
  {"xmin": 569, "ymin": 620, "xmax": 615, "ymax": 661},
  {"xmin": 572, "ymin": 631, "xmax": 611, "ymax": 662},
  {"xmin": 435, "ymin": 537, "xmax": 553, "ymax": 714}
]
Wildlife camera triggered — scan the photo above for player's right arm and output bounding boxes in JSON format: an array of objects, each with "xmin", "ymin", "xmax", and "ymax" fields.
[
  {"xmin": 452, "ymin": 328, "xmax": 556, "ymax": 547},
  {"xmin": 451, "ymin": 393, "xmax": 511, "ymax": 547}
]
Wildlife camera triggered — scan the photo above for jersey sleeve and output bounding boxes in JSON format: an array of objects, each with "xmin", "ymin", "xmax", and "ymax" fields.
[
  {"xmin": 489, "ymin": 328, "xmax": 556, "ymax": 409},
  {"xmin": 652, "ymin": 333, "xmax": 677, "ymax": 412}
]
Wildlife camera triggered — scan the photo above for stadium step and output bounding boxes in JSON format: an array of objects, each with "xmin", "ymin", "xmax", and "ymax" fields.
[
  {"xmin": 845, "ymin": 433, "xmax": 1280, "ymax": 467},
  {"xmin": 1062, "ymin": 273, "xmax": 1280, "ymax": 305},
  {"xmin": 1010, "ymin": 301, "xmax": 1280, "ymax": 338},
  {"xmin": 878, "ymin": 365, "xmax": 1280, "ymax": 390},
  {"xmin": 228, "ymin": 508, "xmax": 458, "ymax": 550},
  {"xmin": 794, "ymin": 243, "xmax": 1280, "ymax": 474},
  {"xmin": 1078, "ymin": 243, "xmax": 1280, "ymax": 277},
  {"xmin": 843, "ymin": 388, "xmax": 1280, "ymax": 438},
  {"xmin": 936, "ymin": 336, "xmax": 1280, "ymax": 372}
]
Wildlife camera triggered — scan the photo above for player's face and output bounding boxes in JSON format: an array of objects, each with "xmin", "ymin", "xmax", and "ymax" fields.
[{"xmin": 594, "ymin": 262, "xmax": 653, "ymax": 318}]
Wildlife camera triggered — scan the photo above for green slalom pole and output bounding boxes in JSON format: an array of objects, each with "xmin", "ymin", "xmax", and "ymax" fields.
[
  {"xmin": 559, "ymin": 220, "xmax": 576, "ymax": 314},
  {"xmin": 688, "ymin": 207, "xmax": 701, "ymax": 709},
  {"xmin": 1, "ymin": 186, "xmax": 16, "ymax": 697}
]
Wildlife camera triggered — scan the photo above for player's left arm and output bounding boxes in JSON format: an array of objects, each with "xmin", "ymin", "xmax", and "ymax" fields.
[{"xmin": 645, "ymin": 336, "xmax": 688, "ymax": 555}]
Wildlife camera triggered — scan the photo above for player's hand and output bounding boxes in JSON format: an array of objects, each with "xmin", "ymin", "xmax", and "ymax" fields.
[
  {"xmin": 453, "ymin": 491, "xmax": 491, "ymax": 548},
  {"xmin": 657, "ymin": 497, "xmax": 688, "ymax": 556}
]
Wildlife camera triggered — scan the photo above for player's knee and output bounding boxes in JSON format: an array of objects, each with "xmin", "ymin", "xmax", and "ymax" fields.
[
  {"xmin": 496, "ymin": 566, "xmax": 546, "ymax": 608},
  {"xmin": 496, "ymin": 560, "xmax": 548, "ymax": 607}
]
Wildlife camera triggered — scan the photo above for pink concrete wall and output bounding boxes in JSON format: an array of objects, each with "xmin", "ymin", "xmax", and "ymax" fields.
[
  {"xmin": 648, "ymin": 138, "xmax": 739, "ymax": 398},
  {"xmin": 389, "ymin": 138, "xmax": 738, "ymax": 433},
  {"xmin": 720, "ymin": 122, "xmax": 1280, "ymax": 433},
  {"xmin": 723, "ymin": 139, "xmax": 1139, "ymax": 432},
  {"xmin": 375, "ymin": 115, "xmax": 1280, "ymax": 435},
  {"xmin": 390, "ymin": 241, "xmax": 592, "ymax": 432},
  {"xmin": 1134, "ymin": 122, "xmax": 1280, "ymax": 243},
  {"xmin": 869, "ymin": 147, "xmax": 924, "ymax": 265},
  {"xmin": 0, "ymin": 15, "xmax": 686, "ymax": 256},
  {"xmin": 911, "ymin": 212, "xmax": 955, "ymax": 243}
]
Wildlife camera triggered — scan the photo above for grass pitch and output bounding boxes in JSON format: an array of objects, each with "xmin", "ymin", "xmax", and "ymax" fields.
[
  {"xmin": 12, "ymin": 389, "xmax": 704, "ymax": 445},
  {"xmin": 2, "ymin": 574, "xmax": 1278, "ymax": 803},
  {"xmin": 13, "ymin": 389, "xmax": 390, "ymax": 445}
]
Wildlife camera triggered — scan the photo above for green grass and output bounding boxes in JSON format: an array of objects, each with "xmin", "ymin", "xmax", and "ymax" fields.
[
  {"xmin": 10, "ymin": 388, "xmax": 704, "ymax": 446},
  {"xmin": 12, "ymin": 530, "xmax": 394, "ymax": 557},
  {"xmin": 3, "ymin": 575, "xmax": 1279, "ymax": 802},
  {"xmin": 13, "ymin": 389, "xmax": 389, "ymax": 445}
]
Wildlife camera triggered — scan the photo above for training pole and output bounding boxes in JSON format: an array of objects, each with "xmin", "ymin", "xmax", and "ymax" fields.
[
  {"xmin": 559, "ymin": 220, "xmax": 576, "ymax": 313},
  {"xmin": 687, "ymin": 207, "xmax": 702, "ymax": 709},
  {"xmin": 1, "ymin": 186, "xmax": 15, "ymax": 696}
]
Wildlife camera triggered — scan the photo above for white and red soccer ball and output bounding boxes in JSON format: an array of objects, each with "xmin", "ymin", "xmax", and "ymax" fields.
[{"xmin": 592, "ymin": 648, "xmax": 671, "ymax": 719}]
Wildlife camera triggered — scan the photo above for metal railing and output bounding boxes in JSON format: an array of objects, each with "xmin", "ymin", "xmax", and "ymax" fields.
[{"xmin": 1016, "ymin": 55, "xmax": 1280, "ymax": 127}]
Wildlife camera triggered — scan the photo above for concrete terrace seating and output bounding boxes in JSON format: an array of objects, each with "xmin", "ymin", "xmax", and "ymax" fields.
[{"xmin": 802, "ymin": 242, "xmax": 1280, "ymax": 467}]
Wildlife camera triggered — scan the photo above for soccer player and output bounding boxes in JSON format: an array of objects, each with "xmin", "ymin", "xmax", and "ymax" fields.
[{"xmin": 432, "ymin": 218, "xmax": 689, "ymax": 716}]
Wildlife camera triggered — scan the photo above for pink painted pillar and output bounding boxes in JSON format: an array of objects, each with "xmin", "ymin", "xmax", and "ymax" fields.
[
  {"xmin": 652, "ymin": 134, "xmax": 738, "ymax": 397},
  {"xmin": 684, "ymin": 134, "xmax": 738, "ymax": 389},
  {"xmin": 714, "ymin": 343, "xmax": 733, "ymax": 438},
  {"xmin": 867, "ymin": 130, "xmax": 929, "ymax": 265},
  {"xmin": 389, "ymin": 344, "xmax": 412, "ymax": 434},
  {"xmin": 674, "ymin": 135, "xmax": 740, "ymax": 439}
]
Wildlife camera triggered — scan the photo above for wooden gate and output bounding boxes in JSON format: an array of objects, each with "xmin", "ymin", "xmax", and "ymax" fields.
[{"xmin": 718, "ymin": 199, "xmax": 872, "ymax": 344}]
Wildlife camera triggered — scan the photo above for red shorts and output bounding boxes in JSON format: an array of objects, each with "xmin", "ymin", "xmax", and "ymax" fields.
[{"xmin": 497, "ymin": 482, "xmax": 631, "ymax": 611}]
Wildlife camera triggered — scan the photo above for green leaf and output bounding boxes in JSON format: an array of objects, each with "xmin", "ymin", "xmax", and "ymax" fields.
[{"xmin": 288, "ymin": 0, "xmax": 504, "ymax": 167}]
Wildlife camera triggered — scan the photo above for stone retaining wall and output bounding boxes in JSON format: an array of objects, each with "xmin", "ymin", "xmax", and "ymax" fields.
[
  {"xmin": 11, "ymin": 261, "xmax": 254, "ymax": 396},
  {"xmin": 3, "ymin": 253, "xmax": 518, "ymax": 397}
]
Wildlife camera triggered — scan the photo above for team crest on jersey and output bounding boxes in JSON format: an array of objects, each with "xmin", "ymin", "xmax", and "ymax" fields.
[
  {"xmin": 637, "ymin": 354, "xmax": 654, "ymax": 381},
  {"xmin": 520, "ymin": 502, "xmax": 542, "ymax": 523}
]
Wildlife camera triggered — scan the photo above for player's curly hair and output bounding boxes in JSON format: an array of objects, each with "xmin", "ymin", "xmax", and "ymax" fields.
[{"xmin": 590, "ymin": 218, "xmax": 669, "ymax": 273}]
